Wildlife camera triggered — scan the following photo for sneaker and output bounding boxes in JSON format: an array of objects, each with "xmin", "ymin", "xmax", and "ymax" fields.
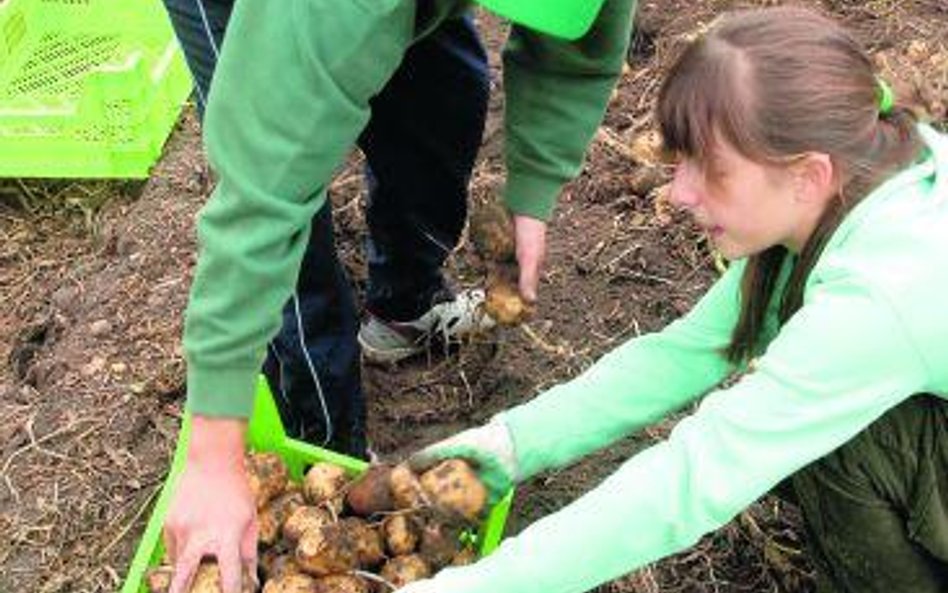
[{"xmin": 358, "ymin": 289, "xmax": 496, "ymax": 364}]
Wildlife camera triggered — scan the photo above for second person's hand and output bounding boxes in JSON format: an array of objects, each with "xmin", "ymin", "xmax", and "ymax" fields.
[
  {"xmin": 512, "ymin": 214, "xmax": 547, "ymax": 304},
  {"xmin": 164, "ymin": 416, "xmax": 258, "ymax": 593}
]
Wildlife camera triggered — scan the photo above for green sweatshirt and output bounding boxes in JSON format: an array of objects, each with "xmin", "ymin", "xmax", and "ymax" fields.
[
  {"xmin": 182, "ymin": 0, "xmax": 635, "ymax": 417},
  {"xmin": 417, "ymin": 125, "xmax": 948, "ymax": 593}
]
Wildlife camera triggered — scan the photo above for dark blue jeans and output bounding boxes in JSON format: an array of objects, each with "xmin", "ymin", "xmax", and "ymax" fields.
[{"xmin": 163, "ymin": 0, "xmax": 489, "ymax": 457}]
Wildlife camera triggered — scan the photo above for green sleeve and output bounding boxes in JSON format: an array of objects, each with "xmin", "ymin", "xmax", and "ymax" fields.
[
  {"xmin": 425, "ymin": 272, "xmax": 928, "ymax": 593},
  {"xmin": 501, "ymin": 259, "xmax": 745, "ymax": 478},
  {"xmin": 183, "ymin": 0, "xmax": 415, "ymax": 417},
  {"xmin": 502, "ymin": 0, "xmax": 636, "ymax": 220}
]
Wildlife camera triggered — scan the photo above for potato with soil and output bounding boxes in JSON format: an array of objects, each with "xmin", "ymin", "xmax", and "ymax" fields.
[
  {"xmin": 247, "ymin": 452, "xmax": 290, "ymax": 508},
  {"xmin": 419, "ymin": 459, "xmax": 487, "ymax": 521},
  {"xmin": 379, "ymin": 554, "xmax": 431, "ymax": 589},
  {"xmin": 262, "ymin": 573, "xmax": 319, "ymax": 593},
  {"xmin": 382, "ymin": 513, "xmax": 421, "ymax": 556},
  {"xmin": 470, "ymin": 201, "xmax": 531, "ymax": 326},
  {"xmin": 260, "ymin": 489, "xmax": 306, "ymax": 546},
  {"xmin": 283, "ymin": 505, "xmax": 334, "ymax": 544},
  {"xmin": 303, "ymin": 462, "xmax": 349, "ymax": 505},
  {"xmin": 260, "ymin": 547, "xmax": 304, "ymax": 581},
  {"xmin": 345, "ymin": 464, "xmax": 395, "ymax": 516},
  {"xmin": 145, "ymin": 562, "xmax": 255, "ymax": 593},
  {"xmin": 470, "ymin": 201, "xmax": 516, "ymax": 263},
  {"xmin": 295, "ymin": 518, "xmax": 382, "ymax": 576},
  {"xmin": 314, "ymin": 574, "xmax": 370, "ymax": 593},
  {"xmin": 343, "ymin": 517, "xmax": 386, "ymax": 567},
  {"xmin": 417, "ymin": 519, "xmax": 464, "ymax": 570},
  {"xmin": 485, "ymin": 269, "xmax": 532, "ymax": 326},
  {"xmin": 389, "ymin": 463, "xmax": 428, "ymax": 510}
]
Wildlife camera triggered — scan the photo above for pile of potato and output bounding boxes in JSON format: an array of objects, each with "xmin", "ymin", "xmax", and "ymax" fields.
[{"xmin": 146, "ymin": 454, "xmax": 488, "ymax": 593}]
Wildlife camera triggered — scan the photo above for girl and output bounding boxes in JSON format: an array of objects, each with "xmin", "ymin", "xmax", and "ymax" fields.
[{"xmin": 401, "ymin": 7, "xmax": 948, "ymax": 593}]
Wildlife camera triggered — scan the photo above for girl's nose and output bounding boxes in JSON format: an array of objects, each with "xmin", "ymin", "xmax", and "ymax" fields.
[{"xmin": 669, "ymin": 162, "xmax": 703, "ymax": 208}]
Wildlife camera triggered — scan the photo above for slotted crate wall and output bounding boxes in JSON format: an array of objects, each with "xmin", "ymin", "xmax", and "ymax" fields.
[{"xmin": 0, "ymin": 0, "xmax": 193, "ymax": 178}]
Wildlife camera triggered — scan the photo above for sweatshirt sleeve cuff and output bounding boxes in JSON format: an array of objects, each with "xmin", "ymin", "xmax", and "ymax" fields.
[
  {"xmin": 186, "ymin": 363, "xmax": 259, "ymax": 418},
  {"xmin": 503, "ymin": 170, "xmax": 563, "ymax": 221}
]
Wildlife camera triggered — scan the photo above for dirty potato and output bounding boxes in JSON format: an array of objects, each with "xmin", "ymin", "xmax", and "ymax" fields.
[
  {"xmin": 419, "ymin": 459, "xmax": 487, "ymax": 521},
  {"xmin": 145, "ymin": 565, "xmax": 173, "ymax": 593},
  {"xmin": 247, "ymin": 452, "xmax": 290, "ymax": 508},
  {"xmin": 303, "ymin": 462, "xmax": 348, "ymax": 505},
  {"xmin": 379, "ymin": 554, "xmax": 431, "ymax": 589},
  {"xmin": 469, "ymin": 201, "xmax": 515, "ymax": 263},
  {"xmin": 451, "ymin": 546, "xmax": 478, "ymax": 567},
  {"xmin": 342, "ymin": 517, "xmax": 386, "ymax": 568},
  {"xmin": 260, "ymin": 489, "xmax": 307, "ymax": 545},
  {"xmin": 418, "ymin": 519, "xmax": 462, "ymax": 570},
  {"xmin": 147, "ymin": 562, "xmax": 255, "ymax": 593},
  {"xmin": 283, "ymin": 506, "xmax": 333, "ymax": 544},
  {"xmin": 484, "ymin": 274, "xmax": 530, "ymax": 326},
  {"xmin": 389, "ymin": 463, "xmax": 427, "ymax": 510},
  {"xmin": 314, "ymin": 574, "xmax": 370, "ymax": 593},
  {"xmin": 262, "ymin": 573, "xmax": 319, "ymax": 593},
  {"xmin": 345, "ymin": 464, "xmax": 395, "ymax": 516},
  {"xmin": 295, "ymin": 522, "xmax": 361, "ymax": 577},
  {"xmin": 260, "ymin": 546, "xmax": 304, "ymax": 581},
  {"xmin": 382, "ymin": 513, "xmax": 420, "ymax": 556}
]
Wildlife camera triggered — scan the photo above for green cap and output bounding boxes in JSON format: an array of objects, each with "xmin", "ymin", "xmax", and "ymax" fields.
[{"xmin": 475, "ymin": 0, "xmax": 607, "ymax": 40}]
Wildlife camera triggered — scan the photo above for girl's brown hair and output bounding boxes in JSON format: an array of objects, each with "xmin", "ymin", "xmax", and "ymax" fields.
[{"xmin": 657, "ymin": 7, "xmax": 923, "ymax": 363}]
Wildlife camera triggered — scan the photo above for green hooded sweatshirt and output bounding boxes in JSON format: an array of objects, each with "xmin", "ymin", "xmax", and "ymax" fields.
[{"xmin": 182, "ymin": 0, "xmax": 636, "ymax": 417}]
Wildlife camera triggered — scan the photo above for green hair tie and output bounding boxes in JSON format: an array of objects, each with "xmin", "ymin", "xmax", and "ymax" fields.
[{"xmin": 876, "ymin": 77, "xmax": 894, "ymax": 115}]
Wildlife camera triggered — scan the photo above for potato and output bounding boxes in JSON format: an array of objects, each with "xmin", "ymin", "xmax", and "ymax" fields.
[
  {"xmin": 484, "ymin": 277, "xmax": 530, "ymax": 326},
  {"xmin": 342, "ymin": 517, "xmax": 386, "ymax": 567},
  {"xmin": 389, "ymin": 463, "xmax": 427, "ymax": 510},
  {"xmin": 262, "ymin": 573, "xmax": 319, "ymax": 593},
  {"xmin": 283, "ymin": 506, "xmax": 333, "ymax": 544},
  {"xmin": 247, "ymin": 452, "xmax": 290, "ymax": 508},
  {"xmin": 314, "ymin": 574, "xmax": 370, "ymax": 593},
  {"xmin": 260, "ymin": 489, "xmax": 307, "ymax": 546},
  {"xmin": 469, "ymin": 201, "xmax": 515, "ymax": 263},
  {"xmin": 145, "ymin": 565, "xmax": 173, "ymax": 593},
  {"xmin": 419, "ymin": 459, "xmax": 487, "ymax": 521},
  {"xmin": 379, "ymin": 555, "xmax": 430, "ymax": 589},
  {"xmin": 260, "ymin": 546, "xmax": 303, "ymax": 582},
  {"xmin": 382, "ymin": 514, "xmax": 420, "ymax": 556},
  {"xmin": 303, "ymin": 462, "xmax": 349, "ymax": 505},
  {"xmin": 451, "ymin": 546, "xmax": 478, "ymax": 567},
  {"xmin": 345, "ymin": 464, "xmax": 395, "ymax": 516},
  {"xmin": 296, "ymin": 522, "xmax": 361, "ymax": 577},
  {"xmin": 145, "ymin": 562, "xmax": 255, "ymax": 593},
  {"xmin": 418, "ymin": 520, "xmax": 462, "ymax": 570}
]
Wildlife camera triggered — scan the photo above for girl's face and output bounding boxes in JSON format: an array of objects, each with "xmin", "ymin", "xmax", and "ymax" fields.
[{"xmin": 668, "ymin": 138, "xmax": 824, "ymax": 259}]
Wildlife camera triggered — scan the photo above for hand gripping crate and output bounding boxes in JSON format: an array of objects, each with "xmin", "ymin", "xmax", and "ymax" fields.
[
  {"xmin": 0, "ymin": 0, "xmax": 193, "ymax": 178},
  {"xmin": 120, "ymin": 377, "xmax": 514, "ymax": 592}
]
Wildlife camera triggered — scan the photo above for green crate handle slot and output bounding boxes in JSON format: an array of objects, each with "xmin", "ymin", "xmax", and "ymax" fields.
[{"xmin": 121, "ymin": 377, "xmax": 513, "ymax": 593}]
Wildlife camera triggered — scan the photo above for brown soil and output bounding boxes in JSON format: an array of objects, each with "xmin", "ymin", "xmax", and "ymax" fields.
[{"xmin": 1, "ymin": 1, "xmax": 945, "ymax": 591}]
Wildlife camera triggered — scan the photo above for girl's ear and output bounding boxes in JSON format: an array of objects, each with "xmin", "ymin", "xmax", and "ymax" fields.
[{"xmin": 793, "ymin": 152, "xmax": 836, "ymax": 204}]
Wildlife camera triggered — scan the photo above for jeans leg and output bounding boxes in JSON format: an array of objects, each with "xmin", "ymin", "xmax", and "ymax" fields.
[
  {"xmin": 358, "ymin": 15, "xmax": 489, "ymax": 322},
  {"xmin": 791, "ymin": 395, "xmax": 948, "ymax": 592},
  {"xmin": 261, "ymin": 205, "xmax": 366, "ymax": 458},
  {"xmin": 161, "ymin": 0, "xmax": 233, "ymax": 117}
]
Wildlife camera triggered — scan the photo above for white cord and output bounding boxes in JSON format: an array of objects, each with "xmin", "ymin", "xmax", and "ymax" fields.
[
  {"xmin": 194, "ymin": 0, "xmax": 220, "ymax": 59},
  {"xmin": 293, "ymin": 293, "xmax": 333, "ymax": 446}
]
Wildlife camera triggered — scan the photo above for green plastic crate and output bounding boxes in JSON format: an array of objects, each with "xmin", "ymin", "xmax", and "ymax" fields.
[
  {"xmin": 0, "ymin": 0, "xmax": 193, "ymax": 178},
  {"xmin": 121, "ymin": 377, "xmax": 513, "ymax": 593}
]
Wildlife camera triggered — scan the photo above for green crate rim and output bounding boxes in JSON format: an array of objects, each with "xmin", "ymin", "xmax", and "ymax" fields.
[{"xmin": 120, "ymin": 377, "xmax": 513, "ymax": 593}]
